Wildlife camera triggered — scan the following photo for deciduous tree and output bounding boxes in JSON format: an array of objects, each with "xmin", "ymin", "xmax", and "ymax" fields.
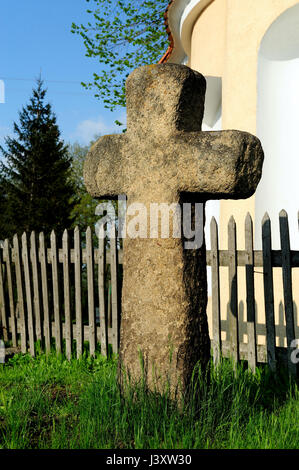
[{"xmin": 71, "ymin": 0, "xmax": 168, "ymax": 122}]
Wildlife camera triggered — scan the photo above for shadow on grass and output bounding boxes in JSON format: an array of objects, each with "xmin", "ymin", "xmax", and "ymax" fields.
[{"xmin": 0, "ymin": 348, "xmax": 298, "ymax": 449}]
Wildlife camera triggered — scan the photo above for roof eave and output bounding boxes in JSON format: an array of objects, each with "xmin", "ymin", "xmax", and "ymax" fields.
[{"xmin": 158, "ymin": 0, "xmax": 215, "ymax": 64}]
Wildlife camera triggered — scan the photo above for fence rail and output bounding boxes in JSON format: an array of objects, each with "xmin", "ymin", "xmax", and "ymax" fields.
[
  {"xmin": 209, "ymin": 210, "xmax": 298, "ymax": 376},
  {"xmin": 0, "ymin": 228, "xmax": 122, "ymax": 359},
  {"xmin": 0, "ymin": 210, "xmax": 298, "ymax": 376}
]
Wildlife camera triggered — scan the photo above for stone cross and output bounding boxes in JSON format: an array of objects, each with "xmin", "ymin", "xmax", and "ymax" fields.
[{"xmin": 84, "ymin": 64, "xmax": 264, "ymax": 396}]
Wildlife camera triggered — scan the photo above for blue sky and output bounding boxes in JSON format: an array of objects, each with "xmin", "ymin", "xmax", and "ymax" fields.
[{"xmin": 0, "ymin": 0, "xmax": 126, "ymax": 149}]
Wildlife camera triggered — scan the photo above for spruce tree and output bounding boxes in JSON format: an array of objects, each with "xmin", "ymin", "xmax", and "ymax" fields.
[
  {"xmin": 0, "ymin": 79, "xmax": 76, "ymax": 239},
  {"xmin": 0, "ymin": 175, "xmax": 9, "ymax": 240}
]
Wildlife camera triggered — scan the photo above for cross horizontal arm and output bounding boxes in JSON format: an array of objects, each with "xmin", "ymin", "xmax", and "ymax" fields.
[
  {"xmin": 84, "ymin": 134, "xmax": 127, "ymax": 198},
  {"xmin": 176, "ymin": 130, "xmax": 264, "ymax": 199}
]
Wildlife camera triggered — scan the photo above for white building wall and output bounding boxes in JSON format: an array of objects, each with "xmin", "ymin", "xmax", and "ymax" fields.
[
  {"xmin": 256, "ymin": 4, "xmax": 299, "ymax": 250},
  {"xmin": 202, "ymin": 76, "xmax": 222, "ymax": 294}
]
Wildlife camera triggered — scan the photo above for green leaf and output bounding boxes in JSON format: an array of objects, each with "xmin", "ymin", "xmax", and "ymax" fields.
[{"xmin": 71, "ymin": 0, "xmax": 169, "ymax": 112}]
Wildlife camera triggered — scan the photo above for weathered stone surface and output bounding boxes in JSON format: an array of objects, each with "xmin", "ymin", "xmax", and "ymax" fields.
[
  {"xmin": 84, "ymin": 63, "xmax": 264, "ymax": 396},
  {"xmin": 2, "ymin": 347, "xmax": 21, "ymax": 363}
]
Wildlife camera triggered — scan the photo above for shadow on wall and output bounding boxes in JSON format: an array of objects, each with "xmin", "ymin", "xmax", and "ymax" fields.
[{"xmin": 221, "ymin": 299, "xmax": 299, "ymax": 348}]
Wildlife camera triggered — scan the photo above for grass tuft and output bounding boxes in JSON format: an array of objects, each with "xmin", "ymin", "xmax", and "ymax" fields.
[{"xmin": 0, "ymin": 350, "xmax": 298, "ymax": 449}]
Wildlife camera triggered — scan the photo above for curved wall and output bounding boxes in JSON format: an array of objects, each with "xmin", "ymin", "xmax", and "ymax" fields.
[{"xmin": 256, "ymin": 4, "xmax": 299, "ymax": 249}]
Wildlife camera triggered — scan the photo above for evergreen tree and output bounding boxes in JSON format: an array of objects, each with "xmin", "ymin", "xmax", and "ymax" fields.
[
  {"xmin": 0, "ymin": 79, "xmax": 76, "ymax": 239},
  {"xmin": 0, "ymin": 175, "xmax": 9, "ymax": 240}
]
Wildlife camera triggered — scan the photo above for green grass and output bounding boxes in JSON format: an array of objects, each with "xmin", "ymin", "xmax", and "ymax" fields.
[{"xmin": 0, "ymin": 350, "xmax": 298, "ymax": 449}]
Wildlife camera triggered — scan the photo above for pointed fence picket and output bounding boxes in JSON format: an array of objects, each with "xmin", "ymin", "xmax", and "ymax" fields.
[
  {"xmin": 98, "ymin": 225, "xmax": 108, "ymax": 357},
  {"xmin": 279, "ymin": 211, "xmax": 296, "ymax": 376},
  {"xmin": 39, "ymin": 232, "xmax": 51, "ymax": 353},
  {"xmin": 261, "ymin": 213, "xmax": 276, "ymax": 372},
  {"xmin": 74, "ymin": 226, "xmax": 83, "ymax": 358},
  {"xmin": 227, "ymin": 216, "xmax": 239, "ymax": 365},
  {"xmin": 245, "ymin": 213, "xmax": 257, "ymax": 373},
  {"xmin": 208, "ymin": 211, "xmax": 298, "ymax": 377},
  {"xmin": 31, "ymin": 232, "xmax": 42, "ymax": 344},
  {"xmin": 0, "ymin": 226, "xmax": 122, "ymax": 359},
  {"xmin": 86, "ymin": 226, "xmax": 96, "ymax": 357},
  {"xmin": 0, "ymin": 244, "xmax": 8, "ymax": 342},
  {"xmin": 51, "ymin": 230, "xmax": 62, "ymax": 354},
  {"xmin": 210, "ymin": 217, "xmax": 221, "ymax": 365},
  {"xmin": 0, "ymin": 212, "xmax": 298, "ymax": 377},
  {"xmin": 13, "ymin": 234, "xmax": 26, "ymax": 353},
  {"xmin": 62, "ymin": 229, "xmax": 72, "ymax": 360},
  {"xmin": 22, "ymin": 232, "xmax": 35, "ymax": 357},
  {"xmin": 4, "ymin": 239, "xmax": 17, "ymax": 347},
  {"xmin": 110, "ymin": 223, "xmax": 120, "ymax": 353}
]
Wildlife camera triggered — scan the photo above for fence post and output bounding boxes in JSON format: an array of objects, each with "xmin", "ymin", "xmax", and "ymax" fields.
[
  {"xmin": 13, "ymin": 234, "xmax": 27, "ymax": 353},
  {"xmin": 98, "ymin": 225, "xmax": 108, "ymax": 357},
  {"xmin": 262, "ymin": 213, "xmax": 276, "ymax": 372},
  {"xmin": 210, "ymin": 217, "xmax": 221, "ymax": 365},
  {"xmin": 4, "ymin": 240, "xmax": 17, "ymax": 346},
  {"xmin": 0, "ymin": 243, "xmax": 8, "ymax": 342},
  {"xmin": 50, "ymin": 230, "xmax": 62, "ymax": 354},
  {"xmin": 39, "ymin": 232, "xmax": 51, "ymax": 353},
  {"xmin": 74, "ymin": 226, "xmax": 83, "ymax": 358},
  {"xmin": 279, "ymin": 210, "xmax": 296, "ymax": 377},
  {"xmin": 86, "ymin": 226, "xmax": 96, "ymax": 356},
  {"xmin": 63, "ymin": 229, "xmax": 72, "ymax": 360},
  {"xmin": 30, "ymin": 231, "xmax": 42, "ymax": 345},
  {"xmin": 22, "ymin": 232, "xmax": 35, "ymax": 357},
  {"xmin": 110, "ymin": 223, "xmax": 119, "ymax": 354},
  {"xmin": 228, "ymin": 216, "xmax": 239, "ymax": 365},
  {"xmin": 245, "ymin": 213, "xmax": 257, "ymax": 372}
]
